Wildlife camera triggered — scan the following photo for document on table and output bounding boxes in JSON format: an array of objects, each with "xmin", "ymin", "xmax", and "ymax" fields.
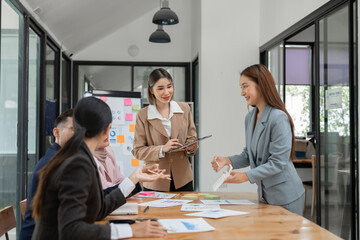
[
  {"xmin": 110, "ymin": 203, "xmax": 138, "ymax": 215},
  {"xmin": 138, "ymin": 199, "xmax": 193, "ymax": 207},
  {"xmin": 185, "ymin": 209, "xmax": 249, "ymax": 219},
  {"xmin": 181, "ymin": 204, "xmax": 220, "ymax": 212},
  {"xmin": 136, "ymin": 191, "xmax": 178, "ymax": 199},
  {"xmin": 158, "ymin": 218, "xmax": 215, "ymax": 233},
  {"xmin": 201, "ymin": 200, "xmax": 255, "ymax": 205}
]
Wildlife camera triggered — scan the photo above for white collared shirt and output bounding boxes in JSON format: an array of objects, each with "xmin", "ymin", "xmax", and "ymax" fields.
[{"xmin": 147, "ymin": 101, "xmax": 184, "ymax": 157}]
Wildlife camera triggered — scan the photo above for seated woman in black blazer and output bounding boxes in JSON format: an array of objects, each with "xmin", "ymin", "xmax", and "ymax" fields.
[{"xmin": 31, "ymin": 97, "xmax": 168, "ymax": 240}]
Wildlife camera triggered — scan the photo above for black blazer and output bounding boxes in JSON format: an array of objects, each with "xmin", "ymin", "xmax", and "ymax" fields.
[{"xmin": 32, "ymin": 142, "xmax": 126, "ymax": 240}]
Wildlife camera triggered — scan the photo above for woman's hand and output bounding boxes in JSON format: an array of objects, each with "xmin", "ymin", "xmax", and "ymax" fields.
[
  {"xmin": 211, "ymin": 155, "xmax": 231, "ymax": 172},
  {"xmin": 184, "ymin": 142, "xmax": 198, "ymax": 152},
  {"xmin": 130, "ymin": 220, "xmax": 167, "ymax": 238},
  {"xmin": 162, "ymin": 139, "xmax": 183, "ymax": 153},
  {"xmin": 224, "ymin": 171, "xmax": 249, "ymax": 184},
  {"xmin": 129, "ymin": 164, "xmax": 171, "ymax": 184}
]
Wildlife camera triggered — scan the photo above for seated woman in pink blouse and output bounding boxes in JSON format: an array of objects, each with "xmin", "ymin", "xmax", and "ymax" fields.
[
  {"xmin": 94, "ymin": 147, "xmax": 124, "ymax": 189},
  {"xmin": 94, "ymin": 139, "xmax": 142, "ymax": 196}
]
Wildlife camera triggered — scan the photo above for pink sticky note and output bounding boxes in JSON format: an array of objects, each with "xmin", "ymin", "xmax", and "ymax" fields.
[
  {"xmin": 139, "ymin": 192, "xmax": 155, "ymax": 196},
  {"xmin": 125, "ymin": 113, "xmax": 133, "ymax": 121},
  {"xmin": 124, "ymin": 98, "xmax": 132, "ymax": 106},
  {"xmin": 100, "ymin": 96, "xmax": 108, "ymax": 102}
]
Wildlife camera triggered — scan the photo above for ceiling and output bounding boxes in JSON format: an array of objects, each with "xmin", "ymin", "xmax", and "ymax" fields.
[{"xmin": 21, "ymin": 0, "xmax": 159, "ymax": 54}]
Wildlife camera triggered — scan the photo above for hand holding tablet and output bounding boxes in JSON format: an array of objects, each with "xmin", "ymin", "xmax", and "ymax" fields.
[{"xmin": 167, "ymin": 135, "xmax": 212, "ymax": 153}]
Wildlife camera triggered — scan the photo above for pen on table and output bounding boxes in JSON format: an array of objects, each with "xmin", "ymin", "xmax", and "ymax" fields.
[
  {"xmin": 148, "ymin": 169, "xmax": 172, "ymax": 180},
  {"xmin": 143, "ymin": 206, "xmax": 150, "ymax": 213}
]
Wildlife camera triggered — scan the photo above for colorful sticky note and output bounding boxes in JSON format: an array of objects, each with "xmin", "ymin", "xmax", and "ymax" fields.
[
  {"xmin": 125, "ymin": 113, "xmax": 133, "ymax": 121},
  {"xmin": 132, "ymin": 105, "xmax": 140, "ymax": 111},
  {"xmin": 129, "ymin": 124, "xmax": 136, "ymax": 132},
  {"xmin": 139, "ymin": 192, "xmax": 155, "ymax": 196},
  {"xmin": 124, "ymin": 98, "xmax": 132, "ymax": 106},
  {"xmin": 100, "ymin": 96, "xmax": 108, "ymax": 102},
  {"xmin": 131, "ymin": 158, "xmax": 139, "ymax": 167},
  {"xmin": 117, "ymin": 135, "xmax": 125, "ymax": 143}
]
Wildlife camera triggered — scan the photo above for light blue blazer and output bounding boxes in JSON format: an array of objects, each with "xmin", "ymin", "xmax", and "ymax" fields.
[{"xmin": 229, "ymin": 105, "xmax": 305, "ymax": 205}]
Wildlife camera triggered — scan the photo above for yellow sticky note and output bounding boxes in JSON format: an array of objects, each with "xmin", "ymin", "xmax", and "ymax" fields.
[
  {"xmin": 117, "ymin": 135, "xmax": 125, "ymax": 143},
  {"xmin": 132, "ymin": 105, "xmax": 140, "ymax": 111},
  {"xmin": 131, "ymin": 159, "xmax": 139, "ymax": 167},
  {"xmin": 129, "ymin": 124, "xmax": 135, "ymax": 132}
]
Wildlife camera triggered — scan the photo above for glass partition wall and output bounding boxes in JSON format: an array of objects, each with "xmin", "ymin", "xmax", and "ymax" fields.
[
  {"xmin": 0, "ymin": 0, "xmax": 23, "ymax": 238},
  {"xmin": 260, "ymin": 1, "xmax": 357, "ymax": 239},
  {"xmin": 75, "ymin": 62, "xmax": 190, "ymax": 104},
  {"xmin": 27, "ymin": 27, "xmax": 41, "ymax": 191},
  {"xmin": 319, "ymin": 5, "xmax": 352, "ymax": 239},
  {"xmin": 0, "ymin": 0, "xmax": 70, "ymax": 237}
]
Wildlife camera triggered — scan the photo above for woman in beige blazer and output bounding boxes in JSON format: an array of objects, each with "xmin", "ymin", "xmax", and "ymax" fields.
[{"xmin": 132, "ymin": 68, "xmax": 198, "ymax": 191}]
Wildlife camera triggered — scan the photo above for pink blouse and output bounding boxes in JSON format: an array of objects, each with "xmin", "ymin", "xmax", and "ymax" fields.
[{"xmin": 93, "ymin": 147, "xmax": 125, "ymax": 189}]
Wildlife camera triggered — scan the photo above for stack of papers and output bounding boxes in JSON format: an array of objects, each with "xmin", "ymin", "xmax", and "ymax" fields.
[
  {"xmin": 185, "ymin": 209, "xmax": 249, "ymax": 219},
  {"xmin": 138, "ymin": 199, "xmax": 193, "ymax": 208},
  {"xmin": 136, "ymin": 191, "xmax": 178, "ymax": 199},
  {"xmin": 110, "ymin": 203, "xmax": 138, "ymax": 215},
  {"xmin": 158, "ymin": 218, "xmax": 215, "ymax": 233},
  {"xmin": 201, "ymin": 200, "xmax": 255, "ymax": 205},
  {"xmin": 181, "ymin": 204, "xmax": 220, "ymax": 212}
]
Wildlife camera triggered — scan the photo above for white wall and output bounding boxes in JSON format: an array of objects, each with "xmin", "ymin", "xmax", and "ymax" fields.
[
  {"xmin": 197, "ymin": 0, "xmax": 260, "ymax": 193},
  {"xmin": 191, "ymin": 0, "xmax": 201, "ymax": 61},
  {"xmin": 74, "ymin": 0, "xmax": 192, "ymax": 62},
  {"xmin": 259, "ymin": 0, "xmax": 330, "ymax": 46}
]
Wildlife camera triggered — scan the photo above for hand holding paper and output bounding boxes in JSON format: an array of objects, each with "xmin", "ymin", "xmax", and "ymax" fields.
[
  {"xmin": 224, "ymin": 171, "xmax": 249, "ymax": 184},
  {"xmin": 212, "ymin": 165, "xmax": 233, "ymax": 191},
  {"xmin": 211, "ymin": 155, "xmax": 232, "ymax": 172}
]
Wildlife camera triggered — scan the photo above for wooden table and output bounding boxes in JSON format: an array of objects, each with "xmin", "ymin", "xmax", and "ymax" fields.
[{"xmin": 97, "ymin": 192, "xmax": 341, "ymax": 239}]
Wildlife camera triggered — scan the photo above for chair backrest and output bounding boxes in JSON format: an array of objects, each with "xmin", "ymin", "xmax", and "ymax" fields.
[
  {"xmin": 311, "ymin": 155, "xmax": 316, "ymax": 188},
  {"xmin": 311, "ymin": 155, "xmax": 316, "ymax": 173},
  {"xmin": 0, "ymin": 206, "xmax": 16, "ymax": 237},
  {"xmin": 20, "ymin": 199, "xmax": 27, "ymax": 220}
]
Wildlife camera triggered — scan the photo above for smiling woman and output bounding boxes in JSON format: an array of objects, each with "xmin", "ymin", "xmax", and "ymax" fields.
[
  {"xmin": 132, "ymin": 68, "xmax": 198, "ymax": 192},
  {"xmin": 211, "ymin": 64, "xmax": 305, "ymax": 216}
]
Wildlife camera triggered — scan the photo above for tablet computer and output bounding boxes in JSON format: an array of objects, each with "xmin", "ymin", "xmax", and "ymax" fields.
[{"xmin": 168, "ymin": 135, "xmax": 212, "ymax": 153}]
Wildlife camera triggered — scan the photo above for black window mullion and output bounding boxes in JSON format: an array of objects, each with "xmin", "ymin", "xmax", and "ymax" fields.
[{"xmin": 348, "ymin": 1, "xmax": 357, "ymax": 240}]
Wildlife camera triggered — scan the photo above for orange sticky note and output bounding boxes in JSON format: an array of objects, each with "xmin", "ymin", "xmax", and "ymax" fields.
[
  {"xmin": 117, "ymin": 135, "xmax": 125, "ymax": 143},
  {"xmin": 129, "ymin": 124, "xmax": 135, "ymax": 132},
  {"xmin": 131, "ymin": 159, "xmax": 139, "ymax": 167}
]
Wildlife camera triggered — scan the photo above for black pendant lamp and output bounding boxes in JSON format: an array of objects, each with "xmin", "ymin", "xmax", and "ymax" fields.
[
  {"xmin": 152, "ymin": 0, "xmax": 179, "ymax": 25},
  {"xmin": 149, "ymin": 25, "xmax": 171, "ymax": 43}
]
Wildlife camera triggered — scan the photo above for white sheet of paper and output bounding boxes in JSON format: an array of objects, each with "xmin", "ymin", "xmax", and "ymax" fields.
[
  {"xmin": 136, "ymin": 192, "xmax": 178, "ymax": 199},
  {"xmin": 185, "ymin": 209, "xmax": 249, "ymax": 219},
  {"xmin": 212, "ymin": 165, "xmax": 233, "ymax": 191},
  {"xmin": 138, "ymin": 199, "xmax": 193, "ymax": 208},
  {"xmin": 181, "ymin": 204, "xmax": 220, "ymax": 212},
  {"xmin": 201, "ymin": 200, "xmax": 255, "ymax": 205},
  {"xmin": 158, "ymin": 218, "xmax": 215, "ymax": 233},
  {"xmin": 110, "ymin": 203, "xmax": 138, "ymax": 215}
]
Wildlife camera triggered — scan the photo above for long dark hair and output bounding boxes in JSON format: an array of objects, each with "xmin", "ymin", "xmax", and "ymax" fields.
[
  {"xmin": 147, "ymin": 68, "xmax": 174, "ymax": 105},
  {"xmin": 32, "ymin": 97, "xmax": 112, "ymax": 220},
  {"xmin": 241, "ymin": 64, "xmax": 295, "ymax": 160}
]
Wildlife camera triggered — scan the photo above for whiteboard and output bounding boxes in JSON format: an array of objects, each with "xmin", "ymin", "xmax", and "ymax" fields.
[{"xmin": 91, "ymin": 90, "xmax": 143, "ymax": 177}]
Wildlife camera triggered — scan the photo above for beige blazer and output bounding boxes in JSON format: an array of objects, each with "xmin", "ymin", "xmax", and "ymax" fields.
[{"xmin": 132, "ymin": 102, "xmax": 198, "ymax": 191}]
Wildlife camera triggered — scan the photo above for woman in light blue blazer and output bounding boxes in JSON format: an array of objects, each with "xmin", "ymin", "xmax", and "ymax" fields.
[{"xmin": 212, "ymin": 64, "xmax": 305, "ymax": 215}]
